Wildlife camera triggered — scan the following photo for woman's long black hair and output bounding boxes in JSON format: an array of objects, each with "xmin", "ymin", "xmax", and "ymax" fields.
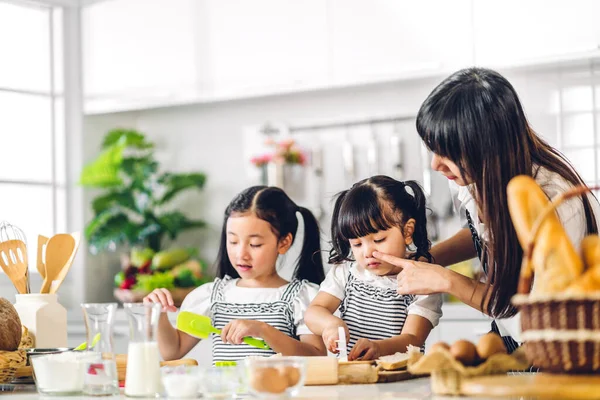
[
  {"xmin": 416, "ymin": 67, "xmax": 598, "ymax": 318},
  {"xmin": 215, "ymin": 186, "xmax": 325, "ymax": 284},
  {"xmin": 329, "ymin": 175, "xmax": 432, "ymax": 265}
]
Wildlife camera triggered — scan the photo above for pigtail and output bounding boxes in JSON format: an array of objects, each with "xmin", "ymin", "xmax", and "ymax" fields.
[
  {"xmin": 328, "ymin": 190, "xmax": 352, "ymax": 264},
  {"xmin": 293, "ymin": 207, "xmax": 325, "ymax": 284},
  {"xmin": 403, "ymin": 180, "xmax": 433, "ymax": 262}
]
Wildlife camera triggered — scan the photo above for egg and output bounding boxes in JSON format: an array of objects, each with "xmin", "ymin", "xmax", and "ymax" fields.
[
  {"xmin": 250, "ymin": 367, "xmax": 288, "ymax": 394},
  {"xmin": 430, "ymin": 341, "xmax": 451, "ymax": 352},
  {"xmin": 279, "ymin": 366, "xmax": 301, "ymax": 387},
  {"xmin": 450, "ymin": 340, "xmax": 477, "ymax": 366},
  {"xmin": 476, "ymin": 333, "xmax": 507, "ymax": 359}
]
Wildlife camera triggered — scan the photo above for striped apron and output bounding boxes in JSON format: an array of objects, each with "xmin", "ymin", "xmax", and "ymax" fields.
[
  {"xmin": 209, "ymin": 276, "xmax": 303, "ymax": 364},
  {"xmin": 339, "ymin": 270, "xmax": 415, "ymax": 353}
]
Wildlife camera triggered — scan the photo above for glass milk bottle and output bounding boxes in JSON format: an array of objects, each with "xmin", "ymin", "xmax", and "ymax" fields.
[
  {"xmin": 123, "ymin": 303, "xmax": 162, "ymax": 398},
  {"xmin": 81, "ymin": 303, "xmax": 119, "ymax": 396}
]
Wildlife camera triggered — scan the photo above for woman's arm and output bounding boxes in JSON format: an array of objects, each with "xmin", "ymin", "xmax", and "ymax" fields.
[
  {"xmin": 429, "ymin": 227, "xmax": 477, "ymax": 266},
  {"xmin": 373, "ymin": 252, "xmax": 491, "ymax": 314}
]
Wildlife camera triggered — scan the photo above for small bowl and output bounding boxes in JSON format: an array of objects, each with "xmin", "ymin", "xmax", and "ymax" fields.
[
  {"xmin": 161, "ymin": 365, "xmax": 200, "ymax": 399},
  {"xmin": 198, "ymin": 366, "xmax": 242, "ymax": 399},
  {"xmin": 25, "ymin": 348, "xmax": 73, "ymax": 365},
  {"xmin": 31, "ymin": 351, "xmax": 98, "ymax": 396},
  {"xmin": 245, "ymin": 357, "xmax": 307, "ymax": 399}
]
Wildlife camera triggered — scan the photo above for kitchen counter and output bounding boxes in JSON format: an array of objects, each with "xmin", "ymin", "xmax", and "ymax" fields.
[{"xmin": 0, "ymin": 378, "xmax": 499, "ymax": 399}]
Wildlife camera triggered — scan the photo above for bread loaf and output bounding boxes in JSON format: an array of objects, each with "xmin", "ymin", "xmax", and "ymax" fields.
[
  {"xmin": 507, "ymin": 175, "xmax": 583, "ymax": 294},
  {"xmin": 0, "ymin": 298, "xmax": 22, "ymax": 351}
]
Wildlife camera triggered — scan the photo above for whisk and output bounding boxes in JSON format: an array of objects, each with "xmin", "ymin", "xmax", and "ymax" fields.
[{"xmin": 0, "ymin": 221, "xmax": 30, "ymax": 293}]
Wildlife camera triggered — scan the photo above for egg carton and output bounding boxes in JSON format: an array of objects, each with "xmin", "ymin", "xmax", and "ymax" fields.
[{"xmin": 407, "ymin": 347, "xmax": 530, "ymax": 396}]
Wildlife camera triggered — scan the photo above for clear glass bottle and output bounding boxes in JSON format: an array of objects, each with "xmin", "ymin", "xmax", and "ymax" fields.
[
  {"xmin": 81, "ymin": 302, "xmax": 119, "ymax": 396},
  {"xmin": 123, "ymin": 302, "xmax": 162, "ymax": 398}
]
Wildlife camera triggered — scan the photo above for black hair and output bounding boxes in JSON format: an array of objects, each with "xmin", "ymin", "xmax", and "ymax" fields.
[
  {"xmin": 215, "ymin": 186, "xmax": 325, "ymax": 284},
  {"xmin": 329, "ymin": 175, "xmax": 431, "ymax": 265},
  {"xmin": 416, "ymin": 67, "xmax": 598, "ymax": 318}
]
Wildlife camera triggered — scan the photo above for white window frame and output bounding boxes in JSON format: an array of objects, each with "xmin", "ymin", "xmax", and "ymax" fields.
[{"xmin": 0, "ymin": 0, "xmax": 84, "ymax": 307}]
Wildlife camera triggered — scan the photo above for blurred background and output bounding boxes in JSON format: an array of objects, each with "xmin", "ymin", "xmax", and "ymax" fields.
[{"xmin": 1, "ymin": 0, "xmax": 600, "ymax": 358}]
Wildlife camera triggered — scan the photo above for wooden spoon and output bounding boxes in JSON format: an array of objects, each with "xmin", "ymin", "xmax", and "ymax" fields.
[
  {"xmin": 37, "ymin": 235, "xmax": 48, "ymax": 278},
  {"xmin": 49, "ymin": 232, "xmax": 80, "ymax": 294},
  {"xmin": 0, "ymin": 240, "xmax": 28, "ymax": 294},
  {"xmin": 40, "ymin": 233, "xmax": 76, "ymax": 294}
]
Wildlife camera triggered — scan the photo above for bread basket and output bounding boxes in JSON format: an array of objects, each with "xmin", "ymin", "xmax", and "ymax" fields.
[
  {"xmin": 511, "ymin": 183, "xmax": 600, "ymax": 373},
  {"xmin": 0, "ymin": 326, "xmax": 33, "ymax": 383}
]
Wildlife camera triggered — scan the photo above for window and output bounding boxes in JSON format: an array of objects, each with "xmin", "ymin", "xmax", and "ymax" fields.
[
  {"xmin": 553, "ymin": 66, "xmax": 600, "ymax": 187},
  {"xmin": 0, "ymin": 1, "xmax": 66, "ymax": 267}
]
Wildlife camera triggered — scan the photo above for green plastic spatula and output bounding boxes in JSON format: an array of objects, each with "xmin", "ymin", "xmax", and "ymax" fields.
[{"xmin": 177, "ymin": 311, "xmax": 270, "ymax": 350}]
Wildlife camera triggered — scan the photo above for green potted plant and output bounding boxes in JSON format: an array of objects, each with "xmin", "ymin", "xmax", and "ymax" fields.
[{"xmin": 80, "ymin": 129, "xmax": 210, "ymax": 305}]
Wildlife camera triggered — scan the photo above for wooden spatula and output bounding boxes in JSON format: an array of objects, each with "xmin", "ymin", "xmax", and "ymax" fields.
[
  {"xmin": 37, "ymin": 235, "xmax": 48, "ymax": 278},
  {"xmin": 0, "ymin": 240, "xmax": 29, "ymax": 294},
  {"xmin": 40, "ymin": 233, "xmax": 76, "ymax": 294},
  {"xmin": 49, "ymin": 232, "xmax": 80, "ymax": 294}
]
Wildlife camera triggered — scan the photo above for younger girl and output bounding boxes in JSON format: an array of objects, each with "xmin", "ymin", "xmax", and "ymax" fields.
[
  {"xmin": 144, "ymin": 186, "xmax": 327, "ymax": 363},
  {"xmin": 305, "ymin": 175, "xmax": 442, "ymax": 360}
]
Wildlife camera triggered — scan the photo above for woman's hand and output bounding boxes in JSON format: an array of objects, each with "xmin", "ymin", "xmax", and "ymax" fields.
[
  {"xmin": 372, "ymin": 251, "xmax": 450, "ymax": 295},
  {"xmin": 349, "ymin": 338, "xmax": 381, "ymax": 361},
  {"xmin": 221, "ymin": 320, "xmax": 267, "ymax": 345},
  {"xmin": 322, "ymin": 323, "xmax": 350, "ymax": 354},
  {"xmin": 143, "ymin": 288, "xmax": 178, "ymax": 312}
]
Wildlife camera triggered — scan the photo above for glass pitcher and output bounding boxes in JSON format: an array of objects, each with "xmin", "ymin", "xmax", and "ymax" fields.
[
  {"xmin": 123, "ymin": 302, "xmax": 162, "ymax": 398},
  {"xmin": 81, "ymin": 302, "xmax": 119, "ymax": 396}
]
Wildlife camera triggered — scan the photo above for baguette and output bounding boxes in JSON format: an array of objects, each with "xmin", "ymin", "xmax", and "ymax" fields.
[
  {"xmin": 507, "ymin": 176, "xmax": 583, "ymax": 294},
  {"xmin": 566, "ymin": 235, "xmax": 600, "ymax": 293}
]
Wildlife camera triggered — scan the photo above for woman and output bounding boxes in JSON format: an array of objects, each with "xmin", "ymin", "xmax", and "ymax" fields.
[{"xmin": 373, "ymin": 67, "xmax": 600, "ymax": 351}]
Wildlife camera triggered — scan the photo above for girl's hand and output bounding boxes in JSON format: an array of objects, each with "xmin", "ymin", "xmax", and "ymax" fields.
[
  {"xmin": 372, "ymin": 252, "xmax": 450, "ymax": 295},
  {"xmin": 349, "ymin": 338, "xmax": 380, "ymax": 361},
  {"xmin": 322, "ymin": 323, "xmax": 349, "ymax": 354},
  {"xmin": 221, "ymin": 320, "xmax": 267, "ymax": 345},
  {"xmin": 143, "ymin": 288, "xmax": 177, "ymax": 313}
]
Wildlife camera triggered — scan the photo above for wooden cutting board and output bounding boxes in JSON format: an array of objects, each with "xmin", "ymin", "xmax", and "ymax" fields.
[{"xmin": 461, "ymin": 374, "xmax": 600, "ymax": 399}]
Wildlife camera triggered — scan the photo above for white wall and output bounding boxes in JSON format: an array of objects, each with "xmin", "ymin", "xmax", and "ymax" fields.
[{"xmin": 81, "ymin": 67, "xmax": 569, "ymax": 302}]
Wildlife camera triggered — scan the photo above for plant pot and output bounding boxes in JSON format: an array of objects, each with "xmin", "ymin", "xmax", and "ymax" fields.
[{"xmin": 113, "ymin": 287, "xmax": 195, "ymax": 308}]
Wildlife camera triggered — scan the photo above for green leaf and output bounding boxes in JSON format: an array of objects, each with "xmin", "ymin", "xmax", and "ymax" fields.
[
  {"xmin": 157, "ymin": 173, "xmax": 206, "ymax": 205},
  {"xmin": 79, "ymin": 143, "xmax": 126, "ymax": 187},
  {"xmin": 86, "ymin": 215, "xmax": 131, "ymax": 251},
  {"xmin": 102, "ymin": 129, "xmax": 154, "ymax": 150},
  {"xmin": 85, "ymin": 208, "xmax": 128, "ymax": 241},
  {"xmin": 157, "ymin": 212, "xmax": 206, "ymax": 240},
  {"xmin": 134, "ymin": 272, "xmax": 175, "ymax": 292},
  {"xmin": 92, "ymin": 191, "xmax": 138, "ymax": 214}
]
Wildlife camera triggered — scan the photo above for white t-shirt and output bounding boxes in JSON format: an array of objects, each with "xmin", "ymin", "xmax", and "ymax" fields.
[
  {"xmin": 449, "ymin": 165, "xmax": 600, "ymax": 340},
  {"xmin": 180, "ymin": 277, "xmax": 319, "ymax": 336},
  {"xmin": 319, "ymin": 263, "xmax": 443, "ymax": 328}
]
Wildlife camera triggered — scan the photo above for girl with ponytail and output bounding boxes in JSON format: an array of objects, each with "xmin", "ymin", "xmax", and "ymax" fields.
[
  {"xmin": 145, "ymin": 186, "xmax": 326, "ymax": 363},
  {"xmin": 305, "ymin": 175, "xmax": 442, "ymax": 360}
]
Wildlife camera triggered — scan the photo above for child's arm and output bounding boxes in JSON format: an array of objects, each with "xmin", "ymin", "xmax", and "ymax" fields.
[
  {"xmin": 304, "ymin": 292, "xmax": 348, "ymax": 353},
  {"xmin": 348, "ymin": 315, "xmax": 432, "ymax": 360},
  {"xmin": 220, "ymin": 320, "xmax": 326, "ymax": 356},
  {"xmin": 144, "ymin": 288, "xmax": 200, "ymax": 360}
]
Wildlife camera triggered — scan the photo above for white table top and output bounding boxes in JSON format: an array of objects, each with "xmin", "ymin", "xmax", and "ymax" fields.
[{"xmin": 0, "ymin": 378, "xmax": 500, "ymax": 399}]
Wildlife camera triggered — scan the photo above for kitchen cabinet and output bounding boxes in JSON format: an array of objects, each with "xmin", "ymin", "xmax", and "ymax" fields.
[
  {"xmin": 82, "ymin": 0, "xmax": 198, "ymax": 100},
  {"xmin": 473, "ymin": 0, "xmax": 600, "ymax": 67},
  {"xmin": 198, "ymin": 0, "xmax": 329, "ymax": 97},
  {"xmin": 329, "ymin": 0, "xmax": 473, "ymax": 83}
]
